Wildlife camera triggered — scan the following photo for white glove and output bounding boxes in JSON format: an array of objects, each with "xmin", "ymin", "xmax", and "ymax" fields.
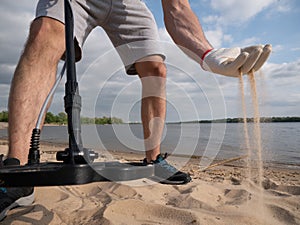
[{"xmin": 201, "ymin": 44, "xmax": 272, "ymax": 77}]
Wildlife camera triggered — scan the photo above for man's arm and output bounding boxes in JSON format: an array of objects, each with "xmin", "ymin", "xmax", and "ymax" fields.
[
  {"xmin": 161, "ymin": 0, "xmax": 272, "ymax": 77},
  {"xmin": 161, "ymin": 0, "xmax": 212, "ymax": 61}
]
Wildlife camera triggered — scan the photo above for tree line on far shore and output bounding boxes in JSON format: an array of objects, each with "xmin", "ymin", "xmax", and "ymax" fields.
[
  {"xmin": 1, "ymin": 111, "xmax": 300, "ymax": 124},
  {"xmin": 0, "ymin": 111, "xmax": 123, "ymax": 125}
]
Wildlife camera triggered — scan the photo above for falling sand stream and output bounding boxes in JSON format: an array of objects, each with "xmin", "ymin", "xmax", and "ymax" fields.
[{"xmin": 239, "ymin": 71, "xmax": 265, "ymax": 205}]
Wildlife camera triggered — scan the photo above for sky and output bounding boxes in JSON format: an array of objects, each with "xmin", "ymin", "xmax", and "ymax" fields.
[{"xmin": 0, "ymin": 0, "xmax": 299, "ymax": 122}]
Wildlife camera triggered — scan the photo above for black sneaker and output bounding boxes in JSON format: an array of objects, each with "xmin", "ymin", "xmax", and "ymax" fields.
[
  {"xmin": 143, "ymin": 153, "xmax": 192, "ymax": 185},
  {"xmin": 0, "ymin": 157, "xmax": 34, "ymax": 221},
  {"xmin": 0, "ymin": 187, "xmax": 34, "ymax": 221}
]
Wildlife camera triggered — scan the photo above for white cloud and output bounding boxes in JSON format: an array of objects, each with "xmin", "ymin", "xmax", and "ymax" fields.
[
  {"xmin": 291, "ymin": 47, "xmax": 300, "ymax": 52},
  {"xmin": 0, "ymin": 2, "xmax": 36, "ymax": 65},
  {"xmin": 264, "ymin": 59, "xmax": 300, "ymax": 80},
  {"xmin": 0, "ymin": 1, "xmax": 38, "ymax": 112},
  {"xmin": 209, "ymin": 0, "xmax": 276, "ymax": 25},
  {"xmin": 202, "ymin": 28, "xmax": 233, "ymax": 48},
  {"xmin": 257, "ymin": 60, "xmax": 300, "ymax": 116},
  {"xmin": 204, "ymin": 28, "xmax": 224, "ymax": 48},
  {"xmin": 267, "ymin": 0, "xmax": 293, "ymax": 15},
  {"xmin": 272, "ymin": 45, "xmax": 284, "ymax": 52},
  {"xmin": 238, "ymin": 37, "xmax": 261, "ymax": 47},
  {"xmin": 202, "ymin": 15, "xmax": 219, "ymax": 24}
]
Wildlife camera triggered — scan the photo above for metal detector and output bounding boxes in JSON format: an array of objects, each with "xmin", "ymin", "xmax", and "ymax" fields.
[{"xmin": 0, "ymin": 0, "xmax": 153, "ymax": 187}]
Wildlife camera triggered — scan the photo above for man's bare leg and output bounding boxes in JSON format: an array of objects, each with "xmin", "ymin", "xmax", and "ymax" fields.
[
  {"xmin": 8, "ymin": 17, "xmax": 65, "ymax": 165},
  {"xmin": 135, "ymin": 56, "xmax": 167, "ymax": 162}
]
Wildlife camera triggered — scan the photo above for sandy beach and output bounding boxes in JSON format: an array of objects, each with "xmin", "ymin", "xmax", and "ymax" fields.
[{"xmin": 0, "ymin": 138, "xmax": 299, "ymax": 225}]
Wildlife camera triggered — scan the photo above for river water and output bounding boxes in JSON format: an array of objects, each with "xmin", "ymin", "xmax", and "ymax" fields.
[{"xmin": 1, "ymin": 122, "xmax": 299, "ymax": 166}]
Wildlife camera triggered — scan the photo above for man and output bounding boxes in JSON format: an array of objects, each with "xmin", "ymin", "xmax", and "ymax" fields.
[{"xmin": 0, "ymin": 0, "xmax": 271, "ymax": 221}]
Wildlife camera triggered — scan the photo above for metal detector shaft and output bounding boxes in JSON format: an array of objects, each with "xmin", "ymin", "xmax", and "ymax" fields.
[{"xmin": 63, "ymin": 0, "xmax": 83, "ymax": 162}]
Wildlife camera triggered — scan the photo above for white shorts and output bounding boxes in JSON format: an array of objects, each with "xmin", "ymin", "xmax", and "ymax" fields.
[{"xmin": 36, "ymin": 0, "xmax": 165, "ymax": 74}]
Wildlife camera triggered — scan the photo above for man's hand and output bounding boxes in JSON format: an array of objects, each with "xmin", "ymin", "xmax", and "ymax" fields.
[{"xmin": 201, "ymin": 44, "xmax": 272, "ymax": 77}]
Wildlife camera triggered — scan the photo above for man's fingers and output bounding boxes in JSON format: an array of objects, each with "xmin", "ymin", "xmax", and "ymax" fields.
[
  {"xmin": 242, "ymin": 45, "xmax": 264, "ymax": 54},
  {"xmin": 252, "ymin": 44, "xmax": 272, "ymax": 71},
  {"xmin": 224, "ymin": 52, "xmax": 248, "ymax": 76},
  {"xmin": 240, "ymin": 47, "xmax": 263, "ymax": 74}
]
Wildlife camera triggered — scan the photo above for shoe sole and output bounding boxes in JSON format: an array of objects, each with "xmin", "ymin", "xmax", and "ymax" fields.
[
  {"xmin": 0, "ymin": 192, "xmax": 34, "ymax": 221},
  {"xmin": 150, "ymin": 176, "xmax": 192, "ymax": 185}
]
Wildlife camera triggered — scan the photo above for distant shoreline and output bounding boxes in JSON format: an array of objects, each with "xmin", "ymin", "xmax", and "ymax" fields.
[
  {"xmin": 1, "ymin": 119, "xmax": 300, "ymax": 130},
  {"xmin": 1, "ymin": 115, "xmax": 300, "ymax": 129}
]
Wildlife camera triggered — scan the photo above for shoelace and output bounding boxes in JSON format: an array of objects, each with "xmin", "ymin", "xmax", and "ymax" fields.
[
  {"xmin": 0, "ymin": 188, "xmax": 7, "ymax": 193},
  {"xmin": 154, "ymin": 154, "xmax": 178, "ymax": 174},
  {"xmin": 0, "ymin": 188, "xmax": 9, "ymax": 209},
  {"xmin": 158, "ymin": 160, "xmax": 177, "ymax": 174}
]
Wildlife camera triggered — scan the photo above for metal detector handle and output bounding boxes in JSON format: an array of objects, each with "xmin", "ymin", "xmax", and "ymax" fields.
[{"xmin": 64, "ymin": 0, "xmax": 77, "ymax": 85}]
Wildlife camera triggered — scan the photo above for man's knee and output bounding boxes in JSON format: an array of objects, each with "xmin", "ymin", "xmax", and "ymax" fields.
[
  {"xmin": 135, "ymin": 56, "xmax": 167, "ymax": 78},
  {"xmin": 25, "ymin": 17, "xmax": 65, "ymax": 61},
  {"xmin": 136, "ymin": 56, "xmax": 167, "ymax": 98},
  {"xmin": 145, "ymin": 61, "xmax": 166, "ymax": 78}
]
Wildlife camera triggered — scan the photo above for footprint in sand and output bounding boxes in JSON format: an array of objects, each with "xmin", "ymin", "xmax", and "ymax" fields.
[
  {"xmin": 167, "ymin": 192, "xmax": 216, "ymax": 212},
  {"xmin": 37, "ymin": 184, "xmax": 110, "ymax": 224},
  {"xmin": 97, "ymin": 182, "xmax": 138, "ymax": 199},
  {"xmin": 166, "ymin": 183, "xmax": 224, "ymax": 211},
  {"xmin": 103, "ymin": 199, "xmax": 200, "ymax": 225},
  {"xmin": 224, "ymin": 189, "xmax": 250, "ymax": 205},
  {"xmin": 263, "ymin": 178, "xmax": 300, "ymax": 196},
  {"xmin": 267, "ymin": 205, "xmax": 299, "ymax": 225},
  {"xmin": 274, "ymin": 185, "xmax": 300, "ymax": 196}
]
